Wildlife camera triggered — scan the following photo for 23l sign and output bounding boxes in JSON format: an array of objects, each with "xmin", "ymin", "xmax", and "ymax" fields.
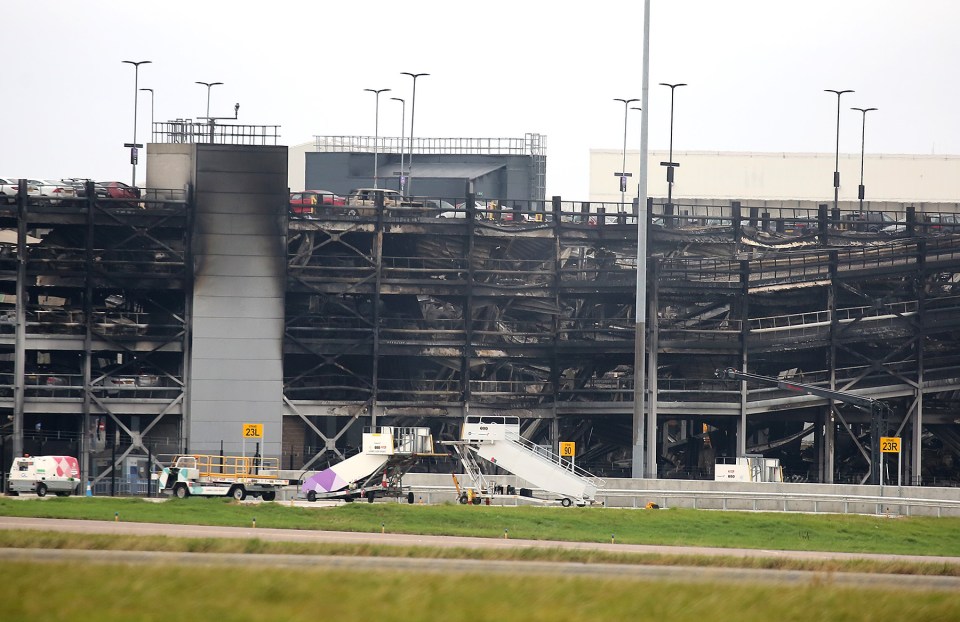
[{"xmin": 243, "ymin": 423, "xmax": 263, "ymax": 439}]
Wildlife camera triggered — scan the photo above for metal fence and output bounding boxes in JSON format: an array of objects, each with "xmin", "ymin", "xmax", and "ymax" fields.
[
  {"xmin": 154, "ymin": 120, "xmax": 280, "ymax": 145},
  {"xmin": 313, "ymin": 134, "xmax": 546, "ymax": 156}
]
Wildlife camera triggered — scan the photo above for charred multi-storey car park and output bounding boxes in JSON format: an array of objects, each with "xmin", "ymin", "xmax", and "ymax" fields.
[
  {"xmin": 0, "ymin": 179, "xmax": 189, "ymax": 492},
  {"xmin": 287, "ymin": 198, "xmax": 960, "ymax": 486},
  {"xmin": 3, "ymin": 131, "xmax": 960, "ymax": 492}
]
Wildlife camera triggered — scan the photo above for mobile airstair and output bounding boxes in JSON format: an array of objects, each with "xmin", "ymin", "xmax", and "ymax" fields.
[
  {"xmin": 300, "ymin": 426, "xmax": 440, "ymax": 503},
  {"xmin": 444, "ymin": 415, "xmax": 605, "ymax": 507}
]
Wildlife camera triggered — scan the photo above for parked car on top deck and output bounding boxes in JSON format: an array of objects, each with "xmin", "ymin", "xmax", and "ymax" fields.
[
  {"xmin": 31, "ymin": 179, "xmax": 78, "ymax": 205},
  {"xmin": 0, "ymin": 178, "xmax": 40, "ymax": 204},
  {"xmin": 289, "ymin": 190, "xmax": 346, "ymax": 216},
  {"xmin": 99, "ymin": 181, "xmax": 141, "ymax": 200},
  {"xmin": 843, "ymin": 211, "xmax": 895, "ymax": 232},
  {"xmin": 61, "ymin": 178, "xmax": 109, "ymax": 200},
  {"xmin": 0, "ymin": 178, "xmax": 19, "ymax": 204},
  {"xmin": 345, "ymin": 188, "xmax": 431, "ymax": 217}
]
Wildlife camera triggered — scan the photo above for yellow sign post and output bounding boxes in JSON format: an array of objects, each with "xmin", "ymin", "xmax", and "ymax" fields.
[
  {"xmin": 242, "ymin": 423, "xmax": 264, "ymax": 461},
  {"xmin": 879, "ymin": 436, "xmax": 902, "ymax": 487},
  {"xmin": 559, "ymin": 442, "xmax": 576, "ymax": 471}
]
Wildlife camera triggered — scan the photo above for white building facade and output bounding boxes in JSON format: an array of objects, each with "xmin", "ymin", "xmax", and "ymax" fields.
[{"xmin": 589, "ymin": 150, "xmax": 960, "ymax": 209}]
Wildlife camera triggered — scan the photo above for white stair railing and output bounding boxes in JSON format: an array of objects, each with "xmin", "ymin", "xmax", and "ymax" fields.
[{"xmin": 503, "ymin": 430, "xmax": 606, "ymax": 489}]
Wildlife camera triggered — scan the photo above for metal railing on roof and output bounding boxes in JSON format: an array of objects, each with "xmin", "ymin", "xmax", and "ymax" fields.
[
  {"xmin": 153, "ymin": 120, "xmax": 280, "ymax": 145},
  {"xmin": 313, "ymin": 135, "xmax": 545, "ymax": 156}
]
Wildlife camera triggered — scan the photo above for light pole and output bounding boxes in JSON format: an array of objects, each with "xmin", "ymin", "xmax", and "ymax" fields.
[
  {"xmin": 364, "ymin": 88, "xmax": 390, "ymax": 189},
  {"xmin": 851, "ymin": 106, "xmax": 877, "ymax": 213},
  {"xmin": 614, "ymin": 98, "xmax": 640, "ymax": 208},
  {"xmin": 401, "ymin": 72, "xmax": 429, "ymax": 196},
  {"xmin": 659, "ymin": 83, "xmax": 686, "ymax": 212},
  {"xmin": 122, "ymin": 60, "xmax": 151, "ymax": 187},
  {"xmin": 391, "ymin": 97, "xmax": 406, "ymax": 192},
  {"xmin": 631, "ymin": 106, "xmax": 643, "ymax": 200},
  {"xmin": 139, "ymin": 88, "xmax": 154, "ymax": 142},
  {"xmin": 196, "ymin": 81, "xmax": 223, "ymax": 120},
  {"xmin": 825, "ymin": 89, "xmax": 854, "ymax": 213}
]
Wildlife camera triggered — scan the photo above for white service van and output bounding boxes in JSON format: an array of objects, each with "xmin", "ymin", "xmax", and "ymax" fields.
[{"xmin": 7, "ymin": 455, "xmax": 81, "ymax": 497}]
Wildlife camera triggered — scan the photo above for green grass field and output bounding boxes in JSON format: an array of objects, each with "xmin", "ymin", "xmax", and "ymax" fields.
[
  {"xmin": 2, "ymin": 496, "xmax": 959, "ymax": 557},
  {"xmin": 1, "ymin": 558, "xmax": 958, "ymax": 622},
  {"xmin": 2, "ymin": 497, "xmax": 959, "ymax": 620}
]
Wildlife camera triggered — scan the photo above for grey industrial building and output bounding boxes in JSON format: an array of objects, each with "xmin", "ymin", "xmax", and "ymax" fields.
[
  {"xmin": 301, "ymin": 134, "xmax": 547, "ymax": 203},
  {"xmin": 2, "ymin": 124, "xmax": 959, "ymax": 494}
]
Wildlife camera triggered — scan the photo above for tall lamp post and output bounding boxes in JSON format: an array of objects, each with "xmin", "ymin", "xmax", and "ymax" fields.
[
  {"xmin": 122, "ymin": 60, "xmax": 151, "ymax": 187},
  {"xmin": 825, "ymin": 89, "xmax": 854, "ymax": 213},
  {"xmin": 196, "ymin": 81, "xmax": 224, "ymax": 120},
  {"xmin": 364, "ymin": 88, "xmax": 391, "ymax": 189},
  {"xmin": 851, "ymin": 106, "xmax": 877, "ymax": 213},
  {"xmin": 614, "ymin": 98, "xmax": 640, "ymax": 208},
  {"xmin": 658, "ymin": 82, "xmax": 686, "ymax": 213},
  {"xmin": 631, "ymin": 106, "xmax": 643, "ymax": 199},
  {"xmin": 390, "ymin": 97, "xmax": 406, "ymax": 192},
  {"xmin": 401, "ymin": 72, "xmax": 429, "ymax": 196},
  {"xmin": 139, "ymin": 88, "xmax": 154, "ymax": 142}
]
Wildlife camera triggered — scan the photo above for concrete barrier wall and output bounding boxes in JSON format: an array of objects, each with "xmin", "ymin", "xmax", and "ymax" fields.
[{"xmin": 387, "ymin": 473, "xmax": 960, "ymax": 516}]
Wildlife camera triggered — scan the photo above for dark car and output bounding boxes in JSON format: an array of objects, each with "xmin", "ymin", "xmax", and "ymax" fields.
[
  {"xmin": 844, "ymin": 211, "xmax": 894, "ymax": 232},
  {"xmin": 61, "ymin": 179, "xmax": 109, "ymax": 200}
]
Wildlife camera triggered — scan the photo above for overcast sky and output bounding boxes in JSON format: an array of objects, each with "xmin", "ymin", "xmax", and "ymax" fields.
[{"xmin": 3, "ymin": 0, "xmax": 958, "ymax": 198}]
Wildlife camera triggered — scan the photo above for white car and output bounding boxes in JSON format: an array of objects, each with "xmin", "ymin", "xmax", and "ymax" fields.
[
  {"xmin": 443, "ymin": 200, "xmax": 517, "ymax": 220},
  {"xmin": 0, "ymin": 177, "xmax": 40, "ymax": 204},
  {"xmin": 425, "ymin": 199, "xmax": 460, "ymax": 218},
  {"xmin": 29, "ymin": 179, "xmax": 78, "ymax": 205}
]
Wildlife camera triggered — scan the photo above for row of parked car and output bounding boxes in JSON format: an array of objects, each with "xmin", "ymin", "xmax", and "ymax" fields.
[
  {"xmin": 0, "ymin": 363, "xmax": 165, "ymax": 398},
  {"xmin": 0, "ymin": 178, "xmax": 141, "ymax": 205},
  {"xmin": 290, "ymin": 188, "xmax": 539, "ymax": 221}
]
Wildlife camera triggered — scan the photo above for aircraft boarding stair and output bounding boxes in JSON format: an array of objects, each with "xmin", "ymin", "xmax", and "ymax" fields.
[{"xmin": 446, "ymin": 415, "xmax": 604, "ymax": 506}]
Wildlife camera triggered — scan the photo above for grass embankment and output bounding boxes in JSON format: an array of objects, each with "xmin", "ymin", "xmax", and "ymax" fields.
[
  {"xmin": 3, "ymin": 558, "xmax": 960, "ymax": 622},
  {"xmin": 3, "ymin": 498, "xmax": 960, "ymax": 620},
  {"xmin": 2, "ymin": 496, "xmax": 960, "ymax": 561}
]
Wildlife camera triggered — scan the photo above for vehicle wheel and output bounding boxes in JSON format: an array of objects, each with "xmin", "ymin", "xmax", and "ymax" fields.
[
  {"xmin": 174, "ymin": 483, "xmax": 189, "ymax": 499},
  {"xmin": 458, "ymin": 493, "xmax": 469, "ymax": 505},
  {"xmin": 343, "ymin": 495, "xmax": 354, "ymax": 503},
  {"xmin": 561, "ymin": 498, "xmax": 573, "ymax": 508},
  {"xmin": 347, "ymin": 208, "xmax": 359, "ymax": 217},
  {"xmin": 306, "ymin": 490, "xmax": 317, "ymax": 503},
  {"xmin": 8, "ymin": 491, "xmax": 19, "ymax": 497},
  {"xmin": 367, "ymin": 492, "xmax": 376, "ymax": 503},
  {"xmin": 261, "ymin": 491, "xmax": 276, "ymax": 502},
  {"xmin": 56, "ymin": 492, "xmax": 69, "ymax": 497},
  {"xmin": 230, "ymin": 486, "xmax": 247, "ymax": 501},
  {"xmin": 407, "ymin": 492, "xmax": 415, "ymax": 505},
  {"xmin": 471, "ymin": 496, "xmax": 482, "ymax": 505},
  {"xmin": 36, "ymin": 483, "xmax": 47, "ymax": 498}
]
